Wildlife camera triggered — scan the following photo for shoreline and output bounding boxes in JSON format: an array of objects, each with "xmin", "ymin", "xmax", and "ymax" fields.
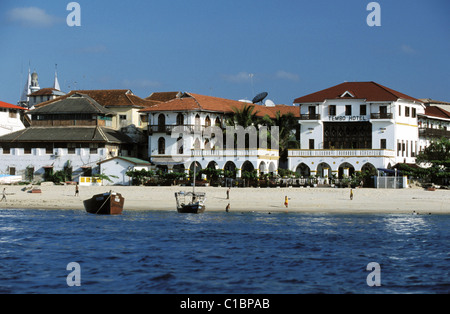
[{"xmin": 1, "ymin": 184, "xmax": 450, "ymax": 215}]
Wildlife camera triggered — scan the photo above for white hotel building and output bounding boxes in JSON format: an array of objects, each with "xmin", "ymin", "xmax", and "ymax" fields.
[
  {"xmin": 140, "ymin": 92, "xmax": 297, "ymax": 177},
  {"xmin": 288, "ymin": 82, "xmax": 426, "ymax": 180}
]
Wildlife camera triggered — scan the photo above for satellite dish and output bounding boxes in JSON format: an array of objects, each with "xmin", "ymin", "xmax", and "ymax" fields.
[
  {"xmin": 252, "ymin": 92, "xmax": 268, "ymax": 104},
  {"xmin": 264, "ymin": 99, "xmax": 275, "ymax": 107}
]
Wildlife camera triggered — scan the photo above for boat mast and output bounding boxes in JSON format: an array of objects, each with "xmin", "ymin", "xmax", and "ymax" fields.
[{"xmin": 193, "ymin": 162, "xmax": 196, "ymax": 195}]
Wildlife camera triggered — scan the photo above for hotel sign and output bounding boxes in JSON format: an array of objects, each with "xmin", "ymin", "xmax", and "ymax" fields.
[{"xmin": 329, "ymin": 116, "xmax": 368, "ymax": 121}]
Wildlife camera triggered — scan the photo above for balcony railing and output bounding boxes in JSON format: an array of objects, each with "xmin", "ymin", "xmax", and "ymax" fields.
[
  {"xmin": 299, "ymin": 114, "xmax": 321, "ymax": 120},
  {"xmin": 191, "ymin": 148, "xmax": 279, "ymax": 158},
  {"xmin": 148, "ymin": 124, "xmax": 207, "ymax": 135},
  {"xmin": 419, "ymin": 128, "xmax": 450, "ymax": 139},
  {"xmin": 288, "ymin": 149, "xmax": 395, "ymax": 158},
  {"xmin": 370, "ymin": 113, "xmax": 393, "ymax": 120}
]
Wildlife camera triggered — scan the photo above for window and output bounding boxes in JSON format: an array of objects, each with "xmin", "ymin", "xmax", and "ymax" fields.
[
  {"xmin": 405, "ymin": 107, "xmax": 410, "ymax": 117},
  {"xmin": 309, "ymin": 139, "xmax": 315, "ymax": 149},
  {"xmin": 120, "ymin": 115, "xmax": 127, "ymax": 120},
  {"xmin": 68, "ymin": 143, "xmax": 76, "ymax": 154},
  {"xmin": 176, "ymin": 113, "xmax": 184, "ymax": 126},
  {"xmin": 205, "ymin": 116, "xmax": 211, "ymax": 127},
  {"xmin": 158, "ymin": 114, "xmax": 165, "ymax": 132},
  {"xmin": 177, "ymin": 136, "xmax": 184, "ymax": 154},
  {"xmin": 380, "ymin": 139, "xmax": 386, "ymax": 149},
  {"xmin": 9, "ymin": 167, "xmax": 16, "ymax": 176},
  {"xmin": 398, "ymin": 105, "xmax": 402, "ymax": 116},
  {"xmin": 412, "ymin": 108, "xmax": 417, "ymax": 118},
  {"xmin": 158, "ymin": 137, "xmax": 165, "ymax": 154},
  {"xmin": 345, "ymin": 105, "xmax": 352, "ymax": 116},
  {"xmin": 329, "ymin": 105, "xmax": 336, "ymax": 116},
  {"xmin": 360, "ymin": 105, "xmax": 367, "ymax": 116}
]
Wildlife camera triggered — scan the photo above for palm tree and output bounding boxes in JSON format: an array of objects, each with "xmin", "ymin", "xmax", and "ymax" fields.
[
  {"xmin": 226, "ymin": 103, "xmax": 268, "ymax": 128},
  {"xmin": 225, "ymin": 104, "xmax": 272, "ymax": 150},
  {"xmin": 268, "ymin": 111, "xmax": 300, "ymax": 165}
]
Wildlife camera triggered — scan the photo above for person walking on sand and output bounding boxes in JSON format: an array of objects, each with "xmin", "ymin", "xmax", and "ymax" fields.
[
  {"xmin": 226, "ymin": 187, "xmax": 230, "ymax": 200},
  {"xmin": 75, "ymin": 183, "xmax": 79, "ymax": 197},
  {"xmin": 284, "ymin": 196, "xmax": 289, "ymax": 208},
  {"xmin": 350, "ymin": 189, "xmax": 353, "ymax": 200},
  {"xmin": 1, "ymin": 188, "xmax": 6, "ymax": 202},
  {"xmin": 226, "ymin": 203, "xmax": 230, "ymax": 212}
]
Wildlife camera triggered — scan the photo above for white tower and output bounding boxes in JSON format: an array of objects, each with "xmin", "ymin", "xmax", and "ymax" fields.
[{"xmin": 53, "ymin": 64, "xmax": 61, "ymax": 91}]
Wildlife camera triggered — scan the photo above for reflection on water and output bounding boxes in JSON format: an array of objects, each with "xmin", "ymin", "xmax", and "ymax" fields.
[
  {"xmin": 0, "ymin": 209, "xmax": 449, "ymax": 294},
  {"xmin": 383, "ymin": 215, "xmax": 430, "ymax": 235}
]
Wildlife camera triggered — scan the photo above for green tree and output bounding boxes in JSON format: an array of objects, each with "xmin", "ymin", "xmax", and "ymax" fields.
[
  {"xmin": 270, "ymin": 111, "xmax": 300, "ymax": 162},
  {"xmin": 415, "ymin": 137, "xmax": 450, "ymax": 184}
]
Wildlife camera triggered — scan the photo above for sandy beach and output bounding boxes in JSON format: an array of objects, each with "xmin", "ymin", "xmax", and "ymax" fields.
[{"xmin": 1, "ymin": 184, "xmax": 449, "ymax": 214}]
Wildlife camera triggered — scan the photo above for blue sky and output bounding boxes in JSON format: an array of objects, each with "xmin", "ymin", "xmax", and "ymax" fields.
[{"xmin": 0, "ymin": 0, "xmax": 449, "ymax": 105}]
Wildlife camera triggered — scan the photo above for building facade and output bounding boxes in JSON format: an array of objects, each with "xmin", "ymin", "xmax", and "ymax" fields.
[
  {"xmin": 140, "ymin": 92, "xmax": 297, "ymax": 178},
  {"xmin": 0, "ymin": 101, "xmax": 27, "ymax": 136},
  {"xmin": 288, "ymin": 82, "xmax": 426, "ymax": 181},
  {"xmin": 0, "ymin": 93, "xmax": 134, "ymax": 181}
]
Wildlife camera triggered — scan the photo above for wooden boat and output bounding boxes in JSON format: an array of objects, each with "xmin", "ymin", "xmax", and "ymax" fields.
[
  {"xmin": 175, "ymin": 162, "xmax": 206, "ymax": 214},
  {"xmin": 83, "ymin": 191, "xmax": 124, "ymax": 215},
  {"xmin": 175, "ymin": 191, "xmax": 206, "ymax": 214}
]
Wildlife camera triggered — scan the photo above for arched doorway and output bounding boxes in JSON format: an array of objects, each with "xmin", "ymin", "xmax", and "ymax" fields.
[
  {"xmin": 224, "ymin": 161, "xmax": 237, "ymax": 179},
  {"xmin": 361, "ymin": 163, "xmax": 377, "ymax": 188},
  {"xmin": 338, "ymin": 162, "xmax": 355, "ymax": 179},
  {"xmin": 259, "ymin": 161, "xmax": 267, "ymax": 174},
  {"xmin": 317, "ymin": 162, "xmax": 332, "ymax": 178},
  {"xmin": 295, "ymin": 163, "xmax": 310, "ymax": 177}
]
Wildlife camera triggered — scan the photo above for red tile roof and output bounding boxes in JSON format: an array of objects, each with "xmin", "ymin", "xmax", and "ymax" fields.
[
  {"xmin": 294, "ymin": 82, "xmax": 422, "ymax": 103},
  {"xmin": 28, "ymin": 88, "xmax": 61, "ymax": 96},
  {"xmin": 35, "ymin": 89, "xmax": 157, "ymax": 109},
  {"xmin": 139, "ymin": 93, "xmax": 300, "ymax": 118},
  {"xmin": 0, "ymin": 101, "xmax": 26, "ymax": 110},
  {"xmin": 422, "ymin": 106, "xmax": 450, "ymax": 120}
]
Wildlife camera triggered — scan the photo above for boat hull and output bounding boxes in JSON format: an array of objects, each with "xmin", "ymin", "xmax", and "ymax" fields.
[
  {"xmin": 177, "ymin": 203, "xmax": 206, "ymax": 214},
  {"xmin": 84, "ymin": 192, "xmax": 124, "ymax": 215}
]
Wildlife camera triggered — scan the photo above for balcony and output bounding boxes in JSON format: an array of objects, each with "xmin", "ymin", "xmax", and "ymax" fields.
[
  {"xmin": 191, "ymin": 148, "xmax": 279, "ymax": 158},
  {"xmin": 419, "ymin": 127, "xmax": 450, "ymax": 139},
  {"xmin": 370, "ymin": 113, "xmax": 393, "ymax": 120},
  {"xmin": 288, "ymin": 149, "xmax": 395, "ymax": 158},
  {"xmin": 148, "ymin": 125, "xmax": 205, "ymax": 135},
  {"xmin": 299, "ymin": 114, "xmax": 321, "ymax": 121}
]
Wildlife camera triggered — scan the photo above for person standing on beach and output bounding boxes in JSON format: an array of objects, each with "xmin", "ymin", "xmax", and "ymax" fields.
[
  {"xmin": 1, "ymin": 188, "xmax": 6, "ymax": 202},
  {"xmin": 350, "ymin": 189, "xmax": 353, "ymax": 200},
  {"xmin": 284, "ymin": 196, "xmax": 289, "ymax": 208},
  {"xmin": 75, "ymin": 183, "xmax": 79, "ymax": 197},
  {"xmin": 226, "ymin": 203, "xmax": 230, "ymax": 212},
  {"xmin": 226, "ymin": 188, "xmax": 230, "ymax": 200}
]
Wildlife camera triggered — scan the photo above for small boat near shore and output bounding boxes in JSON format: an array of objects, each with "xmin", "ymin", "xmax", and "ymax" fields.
[
  {"xmin": 174, "ymin": 162, "xmax": 206, "ymax": 214},
  {"xmin": 175, "ymin": 191, "xmax": 206, "ymax": 214},
  {"xmin": 83, "ymin": 191, "xmax": 124, "ymax": 215}
]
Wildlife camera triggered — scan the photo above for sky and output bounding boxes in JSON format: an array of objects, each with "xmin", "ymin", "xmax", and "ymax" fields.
[{"xmin": 0, "ymin": 0, "xmax": 449, "ymax": 106}]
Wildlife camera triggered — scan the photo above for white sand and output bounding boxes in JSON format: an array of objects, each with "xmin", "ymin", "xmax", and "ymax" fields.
[{"xmin": 1, "ymin": 184, "xmax": 449, "ymax": 214}]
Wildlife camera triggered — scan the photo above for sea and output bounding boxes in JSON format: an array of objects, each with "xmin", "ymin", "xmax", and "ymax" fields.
[{"xmin": 0, "ymin": 209, "xmax": 449, "ymax": 295}]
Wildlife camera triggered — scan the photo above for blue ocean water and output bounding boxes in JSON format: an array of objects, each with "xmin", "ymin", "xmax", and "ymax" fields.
[{"xmin": 0, "ymin": 209, "xmax": 449, "ymax": 294}]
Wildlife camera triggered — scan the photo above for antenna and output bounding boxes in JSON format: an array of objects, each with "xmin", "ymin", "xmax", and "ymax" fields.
[{"xmin": 249, "ymin": 73, "xmax": 255, "ymax": 96}]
